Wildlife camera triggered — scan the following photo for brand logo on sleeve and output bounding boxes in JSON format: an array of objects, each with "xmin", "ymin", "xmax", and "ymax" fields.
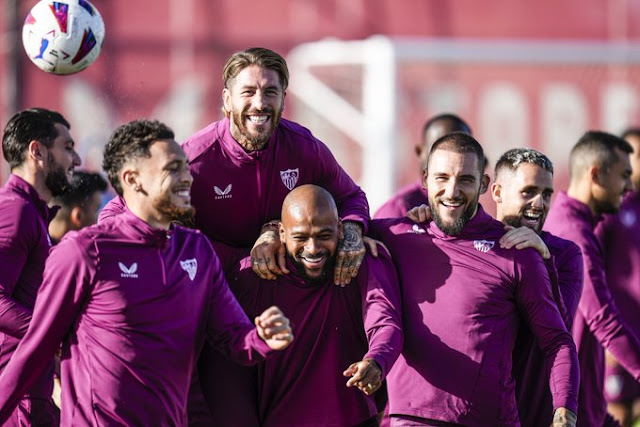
[
  {"xmin": 119, "ymin": 262, "xmax": 139, "ymax": 278},
  {"xmin": 214, "ymin": 184, "xmax": 232, "ymax": 200},
  {"xmin": 180, "ymin": 258, "xmax": 198, "ymax": 281},
  {"xmin": 406, "ymin": 224, "xmax": 426, "ymax": 234},
  {"xmin": 280, "ymin": 168, "xmax": 299, "ymax": 190},
  {"xmin": 473, "ymin": 240, "xmax": 495, "ymax": 253}
]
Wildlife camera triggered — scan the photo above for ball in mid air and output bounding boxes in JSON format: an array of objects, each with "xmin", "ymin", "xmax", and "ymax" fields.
[{"xmin": 22, "ymin": 0, "xmax": 105, "ymax": 75}]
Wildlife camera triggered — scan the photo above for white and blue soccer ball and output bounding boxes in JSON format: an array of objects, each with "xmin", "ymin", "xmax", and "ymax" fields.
[{"xmin": 22, "ymin": 0, "xmax": 105, "ymax": 75}]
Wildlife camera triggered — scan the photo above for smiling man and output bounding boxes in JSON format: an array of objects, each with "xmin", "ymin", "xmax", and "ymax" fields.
[
  {"xmin": 101, "ymin": 47, "xmax": 370, "ymax": 287},
  {"xmin": 545, "ymin": 131, "xmax": 640, "ymax": 427},
  {"xmin": 202, "ymin": 185, "xmax": 402, "ymax": 426},
  {"xmin": 492, "ymin": 148, "xmax": 584, "ymax": 427},
  {"xmin": 0, "ymin": 108, "xmax": 81, "ymax": 426},
  {"xmin": 372, "ymin": 132, "xmax": 579, "ymax": 426},
  {"xmin": 0, "ymin": 120, "xmax": 293, "ymax": 426}
]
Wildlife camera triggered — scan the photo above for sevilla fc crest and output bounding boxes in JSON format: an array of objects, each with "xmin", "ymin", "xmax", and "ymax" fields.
[
  {"xmin": 280, "ymin": 168, "xmax": 299, "ymax": 190},
  {"xmin": 473, "ymin": 240, "xmax": 495, "ymax": 253}
]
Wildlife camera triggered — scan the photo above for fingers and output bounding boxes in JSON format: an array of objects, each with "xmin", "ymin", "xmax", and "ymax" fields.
[
  {"xmin": 255, "ymin": 306, "xmax": 294, "ymax": 350},
  {"xmin": 250, "ymin": 230, "xmax": 285, "ymax": 280},
  {"xmin": 333, "ymin": 251, "xmax": 347, "ymax": 287},
  {"xmin": 407, "ymin": 204, "xmax": 431, "ymax": 223},
  {"xmin": 499, "ymin": 226, "xmax": 550, "ymax": 258},
  {"xmin": 363, "ymin": 236, "xmax": 378, "ymax": 257},
  {"xmin": 344, "ymin": 359, "xmax": 382, "ymax": 395},
  {"xmin": 277, "ymin": 243, "xmax": 289, "ymax": 274}
]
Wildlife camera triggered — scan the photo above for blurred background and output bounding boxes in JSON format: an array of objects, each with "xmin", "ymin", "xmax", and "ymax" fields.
[{"xmin": 2, "ymin": 0, "xmax": 640, "ymax": 212}]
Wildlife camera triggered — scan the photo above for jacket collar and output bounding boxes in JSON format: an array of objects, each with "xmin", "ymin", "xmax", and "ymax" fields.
[{"xmin": 5, "ymin": 174, "xmax": 60, "ymax": 224}]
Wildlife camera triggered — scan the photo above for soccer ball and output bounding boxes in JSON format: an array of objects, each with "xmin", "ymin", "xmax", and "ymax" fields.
[{"xmin": 22, "ymin": 0, "xmax": 105, "ymax": 75}]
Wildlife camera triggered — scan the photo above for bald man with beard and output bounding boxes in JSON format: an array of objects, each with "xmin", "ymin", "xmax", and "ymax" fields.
[{"xmin": 202, "ymin": 185, "xmax": 403, "ymax": 426}]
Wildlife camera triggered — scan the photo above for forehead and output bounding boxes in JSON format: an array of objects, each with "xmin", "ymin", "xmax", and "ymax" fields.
[
  {"xmin": 284, "ymin": 205, "xmax": 338, "ymax": 230},
  {"xmin": 229, "ymin": 65, "xmax": 281, "ymax": 90},
  {"xmin": 506, "ymin": 163, "xmax": 553, "ymax": 188},
  {"xmin": 428, "ymin": 149, "xmax": 480, "ymax": 176},
  {"xmin": 52, "ymin": 123, "xmax": 72, "ymax": 144},
  {"xmin": 146, "ymin": 139, "xmax": 186, "ymax": 163}
]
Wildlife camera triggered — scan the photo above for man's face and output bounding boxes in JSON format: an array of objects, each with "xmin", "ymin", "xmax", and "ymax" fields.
[
  {"xmin": 280, "ymin": 206, "xmax": 341, "ymax": 284},
  {"xmin": 624, "ymin": 134, "xmax": 640, "ymax": 191},
  {"xmin": 44, "ymin": 123, "xmax": 81, "ymax": 197},
  {"xmin": 592, "ymin": 147, "xmax": 632, "ymax": 215},
  {"xmin": 426, "ymin": 149, "xmax": 486, "ymax": 235},
  {"xmin": 78, "ymin": 191, "xmax": 103, "ymax": 229},
  {"xmin": 135, "ymin": 140, "xmax": 195, "ymax": 225},
  {"xmin": 492, "ymin": 163, "xmax": 553, "ymax": 233},
  {"xmin": 223, "ymin": 65, "xmax": 285, "ymax": 150}
]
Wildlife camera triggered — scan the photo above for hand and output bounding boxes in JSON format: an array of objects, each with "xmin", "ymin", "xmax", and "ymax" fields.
[
  {"xmin": 250, "ymin": 223, "xmax": 289, "ymax": 280},
  {"xmin": 255, "ymin": 306, "xmax": 293, "ymax": 351},
  {"xmin": 343, "ymin": 358, "xmax": 382, "ymax": 395},
  {"xmin": 605, "ymin": 349, "xmax": 620, "ymax": 368},
  {"xmin": 407, "ymin": 204, "xmax": 431, "ymax": 223},
  {"xmin": 364, "ymin": 236, "xmax": 389, "ymax": 257},
  {"xmin": 499, "ymin": 225, "xmax": 550, "ymax": 259},
  {"xmin": 552, "ymin": 407, "xmax": 577, "ymax": 427},
  {"xmin": 334, "ymin": 222, "xmax": 365, "ymax": 287}
]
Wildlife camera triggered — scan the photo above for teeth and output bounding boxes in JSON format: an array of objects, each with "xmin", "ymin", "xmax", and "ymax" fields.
[
  {"xmin": 442, "ymin": 201, "xmax": 463, "ymax": 208},
  {"xmin": 248, "ymin": 116, "xmax": 268, "ymax": 124},
  {"xmin": 175, "ymin": 190, "xmax": 190, "ymax": 197},
  {"xmin": 523, "ymin": 212, "xmax": 541, "ymax": 220}
]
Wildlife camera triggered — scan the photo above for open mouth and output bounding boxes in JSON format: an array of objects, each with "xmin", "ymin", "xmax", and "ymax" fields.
[
  {"xmin": 440, "ymin": 200, "xmax": 464, "ymax": 210},
  {"xmin": 522, "ymin": 210, "xmax": 542, "ymax": 227},
  {"xmin": 173, "ymin": 188, "xmax": 191, "ymax": 203},
  {"xmin": 300, "ymin": 254, "xmax": 326, "ymax": 270},
  {"xmin": 246, "ymin": 114, "xmax": 270, "ymax": 126}
]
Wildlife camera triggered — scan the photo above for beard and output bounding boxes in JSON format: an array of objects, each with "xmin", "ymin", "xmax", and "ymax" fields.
[
  {"xmin": 429, "ymin": 194, "xmax": 478, "ymax": 236},
  {"xmin": 153, "ymin": 194, "xmax": 196, "ymax": 228},
  {"xmin": 593, "ymin": 197, "xmax": 620, "ymax": 215},
  {"xmin": 230, "ymin": 106, "xmax": 282, "ymax": 151},
  {"xmin": 290, "ymin": 251, "xmax": 335, "ymax": 286},
  {"xmin": 45, "ymin": 157, "xmax": 71, "ymax": 197}
]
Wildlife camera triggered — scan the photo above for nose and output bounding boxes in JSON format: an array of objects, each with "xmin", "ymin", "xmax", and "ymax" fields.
[
  {"xmin": 530, "ymin": 194, "xmax": 543, "ymax": 208},
  {"xmin": 443, "ymin": 179, "xmax": 461, "ymax": 199},
  {"xmin": 182, "ymin": 168, "xmax": 193, "ymax": 185},
  {"xmin": 304, "ymin": 238, "xmax": 318, "ymax": 254},
  {"xmin": 252, "ymin": 91, "xmax": 266, "ymax": 110},
  {"xmin": 72, "ymin": 149, "xmax": 82, "ymax": 167}
]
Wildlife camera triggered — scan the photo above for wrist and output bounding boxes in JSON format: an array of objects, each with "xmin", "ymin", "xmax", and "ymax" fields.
[{"xmin": 261, "ymin": 220, "xmax": 281, "ymax": 234}]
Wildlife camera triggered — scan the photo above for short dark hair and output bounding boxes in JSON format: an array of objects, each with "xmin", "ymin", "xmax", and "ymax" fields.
[
  {"xmin": 569, "ymin": 131, "xmax": 633, "ymax": 181},
  {"xmin": 494, "ymin": 148, "xmax": 554, "ymax": 181},
  {"xmin": 428, "ymin": 132, "xmax": 485, "ymax": 175},
  {"xmin": 222, "ymin": 47, "xmax": 289, "ymax": 92},
  {"xmin": 52, "ymin": 171, "xmax": 107, "ymax": 212},
  {"xmin": 102, "ymin": 120, "xmax": 174, "ymax": 196},
  {"xmin": 422, "ymin": 113, "xmax": 472, "ymax": 143},
  {"xmin": 2, "ymin": 108, "xmax": 70, "ymax": 169},
  {"xmin": 621, "ymin": 128, "xmax": 640, "ymax": 141}
]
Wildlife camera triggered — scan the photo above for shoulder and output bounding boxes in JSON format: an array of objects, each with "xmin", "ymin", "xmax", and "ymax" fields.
[
  {"xmin": 541, "ymin": 231, "xmax": 582, "ymax": 260},
  {"xmin": 277, "ymin": 118, "xmax": 317, "ymax": 143},
  {"xmin": 370, "ymin": 217, "xmax": 422, "ymax": 237},
  {"xmin": 182, "ymin": 120, "xmax": 224, "ymax": 162}
]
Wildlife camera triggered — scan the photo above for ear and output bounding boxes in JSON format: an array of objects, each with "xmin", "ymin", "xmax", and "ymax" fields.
[
  {"xmin": 337, "ymin": 220, "xmax": 344, "ymax": 240},
  {"xmin": 27, "ymin": 140, "xmax": 45, "ymax": 163},
  {"xmin": 480, "ymin": 174, "xmax": 490, "ymax": 194},
  {"xmin": 69, "ymin": 206, "xmax": 84, "ymax": 229},
  {"xmin": 422, "ymin": 168, "xmax": 428, "ymax": 190},
  {"xmin": 222, "ymin": 88, "xmax": 232, "ymax": 115},
  {"xmin": 490, "ymin": 182, "xmax": 502, "ymax": 203},
  {"xmin": 415, "ymin": 145, "xmax": 423, "ymax": 157},
  {"xmin": 279, "ymin": 222, "xmax": 286, "ymax": 242},
  {"xmin": 121, "ymin": 167, "xmax": 140, "ymax": 193},
  {"xmin": 589, "ymin": 165, "xmax": 602, "ymax": 185}
]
